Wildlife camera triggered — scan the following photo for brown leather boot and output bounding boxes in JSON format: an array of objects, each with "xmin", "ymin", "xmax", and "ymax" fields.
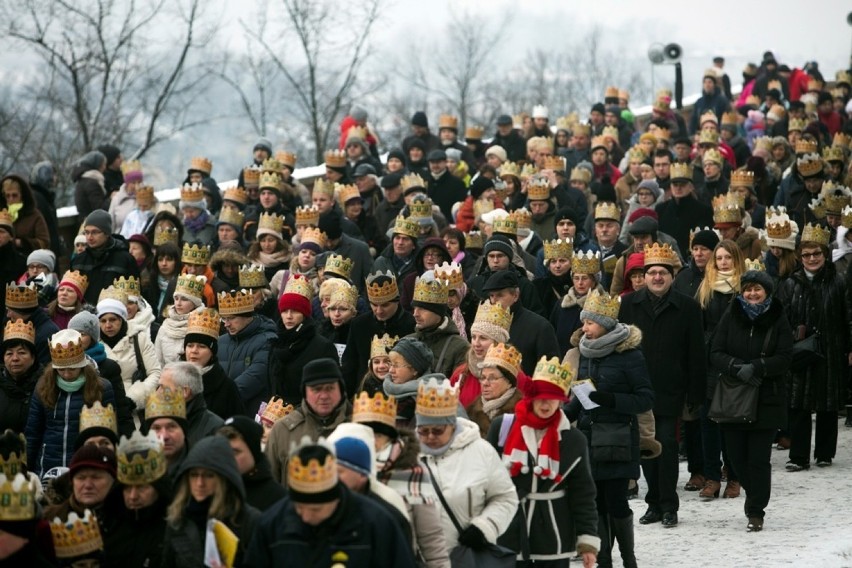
[
  {"xmin": 699, "ymin": 479, "xmax": 721, "ymax": 499},
  {"xmin": 684, "ymin": 473, "xmax": 705, "ymax": 491},
  {"xmin": 723, "ymin": 480, "xmax": 741, "ymax": 498}
]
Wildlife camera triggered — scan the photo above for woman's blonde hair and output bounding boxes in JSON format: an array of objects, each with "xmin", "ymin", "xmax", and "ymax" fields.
[
  {"xmin": 166, "ymin": 469, "xmax": 243, "ymax": 528},
  {"xmin": 696, "ymin": 239, "xmax": 745, "ymax": 308}
]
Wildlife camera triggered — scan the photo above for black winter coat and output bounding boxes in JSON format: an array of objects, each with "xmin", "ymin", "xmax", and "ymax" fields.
[
  {"xmin": 0, "ymin": 363, "xmax": 42, "ymax": 434},
  {"xmin": 618, "ymin": 288, "xmax": 707, "ymax": 416},
  {"xmin": 776, "ymin": 263, "xmax": 852, "ymax": 411},
  {"xmin": 710, "ymin": 298, "xmax": 793, "ymax": 430},
  {"xmin": 70, "ymin": 237, "xmax": 140, "ymax": 305},
  {"xmin": 102, "ymin": 491, "xmax": 169, "ymax": 568},
  {"xmin": 72, "ymin": 165, "xmax": 110, "ymax": 219},
  {"xmin": 0, "ymin": 242, "xmax": 26, "ymax": 315},
  {"xmin": 94, "ymin": 355, "xmax": 135, "ymax": 438},
  {"xmin": 185, "ymin": 395, "xmax": 224, "ymax": 446},
  {"xmin": 672, "ymin": 262, "xmax": 703, "ymax": 299},
  {"xmin": 28, "ymin": 309, "xmax": 60, "ymax": 366},
  {"xmin": 532, "ymin": 272, "xmax": 571, "ymax": 319},
  {"xmin": 508, "ymin": 304, "xmax": 561, "ymax": 376},
  {"xmin": 489, "ymin": 131, "xmax": 527, "ymax": 162},
  {"xmin": 267, "ymin": 319, "xmax": 339, "ymax": 405},
  {"xmin": 702, "ymin": 290, "xmax": 736, "ymax": 399},
  {"xmin": 655, "ymin": 196, "xmax": 713, "ymax": 262},
  {"xmin": 426, "ymin": 171, "xmax": 467, "ymax": 222},
  {"xmin": 202, "ymin": 362, "xmax": 247, "ymax": 420},
  {"xmin": 243, "ymin": 455, "xmax": 287, "ymax": 512},
  {"xmin": 341, "ymin": 308, "xmax": 416, "ymax": 395}
]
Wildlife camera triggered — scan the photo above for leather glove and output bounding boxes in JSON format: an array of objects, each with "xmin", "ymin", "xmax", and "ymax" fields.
[
  {"xmin": 458, "ymin": 525, "xmax": 488, "ymax": 549},
  {"xmin": 588, "ymin": 390, "xmax": 616, "ymax": 408}
]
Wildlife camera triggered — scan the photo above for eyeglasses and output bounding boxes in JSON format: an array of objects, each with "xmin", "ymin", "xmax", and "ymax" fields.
[
  {"xmin": 479, "ymin": 375, "xmax": 506, "ymax": 384},
  {"xmin": 417, "ymin": 425, "xmax": 449, "ymax": 437},
  {"xmin": 423, "ymin": 250, "xmax": 443, "ymax": 258},
  {"xmin": 82, "ymin": 229, "xmax": 103, "ymax": 236},
  {"xmin": 801, "ymin": 251, "xmax": 824, "ymax": 260},
  {"xmin": 645, "ymin": 269, "xmax": 671, "ymax": 278},
  {"xmin": 388, "ymin": 362, "xmax": 412, "ymax": 370}
]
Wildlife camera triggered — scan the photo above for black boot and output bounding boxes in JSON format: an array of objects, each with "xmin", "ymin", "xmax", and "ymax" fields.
[
  {"xmin": 611, "ymin": 514, "xmax": 637, "ymax": 568},
  {"xmin": 596, "ymin": 514, "xmax": 613, "ymax": 568}
]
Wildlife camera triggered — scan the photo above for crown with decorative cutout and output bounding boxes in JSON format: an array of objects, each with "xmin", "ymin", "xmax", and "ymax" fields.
[
  {"xmin": 80, "ymin": 402, "xmax": 117, "ymax": 434},
  {"xmin": 800, "ymin": 223, "xmax": 830, "ymax": 247},
  {"xmin": 120, "ymin": 159, "xmax": 142, "ymax": 176},
  {"xmin": 670, "ymin": 162, "xmax": 692, "ymax": 181},
  {"xmin": 752, "ymin": 136, "xmax": 773, "ymax": 153},
  {"xmin": 153, "ymin": 225, "xmax": 179, "ymax": 246},
  {"xmin": 492, "ymin": 215, "xmax": 518, "ymax": 236},
  {"xmin": 58, "ymin": 270, "xmax": 89, "ymax": 297},
  {"xmin": 223, "ymin": 186, "xmax": 248, "ymax": 205},
  {"xmin": 532, "ymin": 356, "xmax": 573, "ymax": 396},
  {"xmin": 510, "ymin": 208, "xmax": 532, "ymax": 230},
  {"xmin": 842, "ymin": 205, "xmax": 852, "ymax": 229},
  {"xmin": 527, "ymin": 177, "xmax": 551, "ymax": 201},
  {"xmin": 98, "ymin": 285, "xmax": 128, "ymax": 305},
  {"xmin": 328, "ymin": 283, "xmax": 358, "ymax": 309},
  {"xmin": 217, "ymin": 289, "xmax": 254, "ymax": 316},
  {"xmin": 643, "ymin": 242, "xmax": 677, "ymax": 267},
  {"xmin": 787, "ymin": 118, "xmax": 807, "ymax": 132},
  {"xmin": 518, "ymin": 163, "xmax": 537, "ymax": 180},
  {"xmin": 259, "ymin": 396, "xmax": 295, "ymax": 427},
  {"xmin": 823, "ymin": 145, "xmax": 845, "ymax": 163},
  {"xmin": 391, "ymin": 215, "xmax": 419, "ymax": 239},
  {"xmin": 542, "ymin": 155, "xmax": 566, "ymax": 172},
  {"xmin": 473, "ymin": 300, "xmax": 512, "ymax": 331},
  {"xmin": 261, "ymin": 158, "xmax": 285, "ymax": 176},
  {"xmin": 0, "ymin": 473, "xmax": 36, "ymax": 521},
  {"xmin": 498, "ymin": 161, "xmax": 521, "ymax": 178},
  {"xmin": 730, "ymin": 169, "xmax": 755, "ymax": 188},
  {"xmin": 833, "ymin": 132, "xmax": 850, "ymax": 150},
  {"xmin": 257, "ymin": 212, "xmax": 284, "ymax": 237},
  {"xmin": 336, "ymin": 184, "xmax": 361, "ymax": 206},
  {"xmin": 50, "ymin": 509, "xmax": 103, "ymax": 558},
  {"xmin": 145, "ymin": 386, "xmax": 186, "ymax": 421},
  {"xmin": 186, "ymin": 308, "xmax": 220, "ymax": 339},
  {"xmin": 698, "ymin": 129, "xmax": 719, "ymax": 146},
  {"xmin": 465, "ymin": 125, "xmax": 484, "ymax": 140},
  {"xmin": 49, "ymin": 330, "xmax": 85, "ymax": 368},
  {"xmin": 543, "ymin": 238, "xmax": 574, "ymax": 261},
  {"xmin": 135, "ymin": 185, "xmax": 155, "ymax": 208},
  {"xmin": 275, "ymin": 151, "xmax": 297, "ymax": 168},
  {"xmin": 703, "ymin": 148, "xmax": 723, "ymax": 165},
  {"xmin": 295, "ymin": 205, "xmax": 321, "ymax": 226},
  {"xmin": 238, "ymin": 264, "xmax": 267, "ymax": 289},
  {"xmin": 571, "ymin": 250, "xmax": 601, "ymax": 274},
  {"xmin": 765, "ymin": 218, "xmax": 794, "ymax": 240},
  {"xmin": 584, "ymin": 289, "xmax": 621, "ymax": 320},
  {"xmin": 434, "ymin": 261, "xmax": 463, "ymax": 289},
  {"xmin": 465, "ymin": 230, "xmax": 484, "ymax": 250},
  {"xmin": 287, "ymin": 436, "xmax": 338, "ymax": 494},
  {"xmin": 627, "ymin": 146, "xmax": 647, "ymax": 162},
  {"xmin": 365, "ymin": 271, "xmax": 398, "ymax": 304},
  {"xmin": 345, "ymin": 125, "xmax": 368, "ymax": 143},
  {"xmin": 713, "ymin": 194, "xmax": 743, "ymax": 224},
  {"xmin": 188, "ymin": 156, "xmax": 212, "ymax": 175},
  {"xmin": 818, "ymin": 181, "xmax": 852, "ymax": 215},
  {"xmin": 796, "ymin": 152, "xmax": 824, "ymax": 177},
  {"xmin": 313, "ymin": 179, "xmax": 336, "ymax": 200},
  {"xmin": 181, "ymin": 243, "xmax": 210, "ymax": 266},
  {"xmin": 175, "ymin": 274, "xmax": 207, "ymax": 299},
  {"xmin": 180, "ymin": 183, "xmax": 204, "ymax": 204},
  {"xmin": 369, "ymin": 333, "xmax": 400, "ymax": 361},
  {"xmin": 117, "ymin": 430, "xmax": 166, "ymax": 486},
  {"xmin": 0, "ymin": 431, "xmax": 27, "ymax": 478},
  {"xmin": 413, "ymin": 276, "xmax": 448, "ymax": 305},
  {"xmin": 602, "ymin": 125, "xmax": 619, "ymax": 143},
  {"xmin": 408, "ymin": 196, "xmax": 434, "ymax": 221},
  {"xmin": 300, "ymin": 227, "xmax": 328, "ymax": 249},
  {"xmin": 5, "ymin": 282, "xmax": 37, "ymax": 310},
  {"xmin": 218, "ymin": 207, "xmax": 245, "ymax": 229},
  {"xmin": 400, "ymin": 173, "xmax": 427, "ymax": 193},
  {"xmin": 570, "ymin": 166, "xmax": 592, "ymax": 183},
  {"xmin": 745, "ymin": 258, "xmax": 766, "ymax": 272},
  {"xmin": 437, "ymin": 114, "xmax": 458, "ymax": 130},
  {"xmin": 481, "ymin": 342, "xmax": 522, "ymax": 379},
  {"xmin": 353, "ymin": 391, "xmax": 398, "ymax": 428},
  {"xmin": 243, "ymin": 165, "xmax": 261, "ymax": 186},
  {"xmin": 594, "ymin": 202, "xmax": 620, "ymax": 222},
  {"xmin": 283, "ymin": 274, "xmax": 314, "ymax": 300},
  {"xmin": 3, "ymin": 319, "xmax": 34, "ymax": 345},
  {"xmin": 113, "ymin": 276, "xmax": 141, "ymax": 298},
  {"xmin": 324, "ymin": 254, "xmax": 354, "ymax": 280},
  {"xmin": 416, "ymin": 377, "xmax": 458, "ymax": 417},
  {"xmin": 324, "ymin": 149, "xmax": 347, "ymax": 168},
  {"xmin": 795, "ymin": 139, "xmax": 819, "ymax": 155}
]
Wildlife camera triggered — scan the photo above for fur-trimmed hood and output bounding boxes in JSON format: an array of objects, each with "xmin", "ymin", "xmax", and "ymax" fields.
[
  {"xmin": 210, "ymin": 247, "xmax": 250, "ymax": 272},
  {"xmin": 569, "ymin": 323, "xmax": 643, "ymax": 351},
  {"xmin": 736, "ymin": 225, "xmax": 761, "ymax": 250},
  {"xmin": 560, "ymin": 284, "xmax": 604, "ymax": 309}
]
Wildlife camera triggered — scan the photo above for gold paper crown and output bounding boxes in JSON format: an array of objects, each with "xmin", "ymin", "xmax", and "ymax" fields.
[
  {"xmin": 186, "ymin": 308, "xmax": 220, "ymax": 339},
  {"xmin": 5, "ymin": 283, "xmax": 37, "ymax": 310},
  {"xmin": 725, "ymin": 190, "xmax": 746, "ymax": 209},
  {"xmin": 583, "ymin": 289, "xmax": 621, "ymax": 320},
  {"xmin": 543, "ymin": 238, "xmax": 573, "ymax": 261},
  {"xmin": 481, "ymin": 342, "xmax": 522, "ymax": 379},
  {"xmin": 808, "ymin": 198, "xmax": 826, "ymax": 220},
  {"xmin": 594, "ymin": 202, "xmax": 620, "ymax": 221},
  {"xmin": 721, "ymin": 111, "xmax": 738, "ymax": 126},
  {"xmin": 800, "ymin": 223, "xmax": 830, "ymax": 247},
  {"xmin": 413, "ymin": 276, "xmax": 449, "ymax": 305},
  {"xmin": 189, "ymin": 156, "xmax": 212, "ymax": 175},
  {"xmin": 590, "ymin": 135, "xmax": 608, "ymax": 151},
  {"xmin": 218, "ymin": 207, "xmax": 245, "ymax": 229},
  {"xmin": 766, "ymin": 218, "xmax": 794, "ymax": 240},
  {"xmin": 703, "ymin": 148, "xmax": 723, "ymax": 165},
  {"xmin": 465, "ymin": 125, "xmax": 485, "ymax": 140},
  {"xmin": 0, "ymin": 431, "xmax": 26, "ymax": 479},
  {"xmin": 0, "ymin": 473, "xmax": 36, "ymax": 521},
  {"xmin": 217, "ymin": 289, "xmax": 254, "ymax": 316},
  {"xmin": 313, "ymin": 178, "xmax": 336, "ymax": 199},
  {"xmin": 745, "ymin": 258, "xmax": 766, "ymax": 272},
  {"xmin": 175, "ymin": 273, "xmax": 207, "ymax": 299},
  {"xmin": 3, "ymin": 319, "xmax": 34, "ymax": 344},
  {"xmin": 602, "ymin": 125, "xmax": 619, "ymax": 142},
  {"xmin": 795, "ymin": 139, "xmax": 819, "ymax": 155},
  {"xmin": 700, "ymin": 110, "xmax": 719, "ymax": 125},
  {"xmin": 509, "ymin": 208, "xmax": 532, "ymax": 229},
  {"xmin": 833, "ymin": 132, "xmax": 851, "ymax": 150},
  {"xmin": 408, "ymin": 196, "xmax": 434, "ymax": 220},
  {"xmin": 492, "ymin": 215, "xmax": 518, "ymax": 236},
  {"xmin": 604, "ymin": 85, "xmax": 619, "ymax": 99},
  {"xmin": 542, "ymin": 155, "xmax": 566, "ymax": 172},
  {"xmin": 416, "ymin": 377, "xmax": 458, "ymax": 417},
  {"xmin": 120, "ymin": 159, "xmax": 142, "ymax": 176},
  {"xmin": 182, "ymin": 243, "xmax": 210, "ymax": 265},
  {"xmin": 324, "ymin": 253, "xmax": 354, "ymax": 280},
  {"xmin": 98, "ymin": 285, "xmax": 128, "ymax": 305},
  {"xmin": 570, "ymin": 167, "xmax": 592, "ymax": 183},
  {"xmin": 753, "ymin": 136, "xmax": 773, "ymax": 152},
  {"xmin": 391, "ymin": 215, "xmax": 420, "ymax": 239},
  {"xmin": 823, "ymin": 146, "xmax": 845, "ymax": 163},
  {"xmin": 295, "ymin": 205, "xmax": 321, "ymax": 226},
  {"xmin": 135, "ymin": 185, "xmax": 155, "ymax": 207},
  {"xmin": 113, "ymin": 275, "xmax": 140, "ymax": 298},
  {"xmin": 670, "ymin": 162, "xmax": 692, "ymax": 181},
  {"xmin": 153, "ymin": 225, "xmax": 179, "ymax": 246},
  {"xmin": 180, "ymin": 183, "xmax": 205, "ymax": 203},
  {"xmin": 571, "ymin": 250, "xmax": 601, "ymax": 274},
  {"xmin": 573, "ymin": 123, "xmax": 592, "ymax": 137},
  {"xmin": 117, "ymin": 430, "xmax": 166, "ymax": 486},
  {"xmin": 300, "ymin": 227, "xmax": 328, "ymax": 250},
  {"xmin": 275, "ymin": 151, "xmax": 297, "ymax": 168},
  {"xmin": 473, "ymin": 300, "xmax": 513, "ymax": 331},
  {"xmin": 145, "ymin": 386, "xmax": 187, "ymax": 421},
  {"xmin": 498, "ymin": 161, "xmax": 521, "ymax": 178},
  {"xmin": 819, "ymin": 181, "xmax": 852, "ymax": 215},
  {"xmin": 797, "ymin": 153, "xmax": 824, "ymax": 177},
  {"xmin": 50, "ymin": 510, "xmax": 103, "ymax": 558},
  {"xmin": 655, "ymin": 127, "xmax": 671, "ymax": 141},
  {"xmin": 223, "ymin": 186, "xmax": 248, "ymax": 205},
  {"xmin": 369, "ymin": 333, "xmax": 400, "ymax": 361},
  {"xmin": 324, "ymin": 149, "xmax": 347, "ymax": 168},
  {"xmin": 698, "ymin": 129, "xmax": 719, "ymax": 146},
  {"xmin": 788, "ymin": 118, "xmax": 808, "ymax": 132},
  {"xmin": 527, "ymin": 178, "xmax": 551, "ymax": 201},
  {"xmin": 49, "ymin": 331, "xmax": 85, "ymax": 367},
  {"xmin": 336, "ymin": 184, "xmax": 361, "ymax": 206},
  {"xmin": 730, "ymin": 169, "xmax": 755, "ymax": 188},
  {"xmin": 434, "ymin": 261, "xmax": 463, "ymax": 288},
  {"xmin": 260, "ymin": 396, "xmax": 295, "ymax": 426},
  {"xmin": 627, "ymin": 146, "xmax": 647, "ymax": 162},
  {"xmin": 0, "ymin": 209, "xmax": 14, "ymax": 229},
  {"xmin": 257, "ymin": 212, "xmax": 284, "ymax": 236},
  {"xmin": 328, "ymin": 283, "xmax": 358, "ymax": 309},
  {"xmin": 259, "ymin": 171, "xmax": 282, "ymax": 191},
  {"xmin": 283, "ymin": 274, "xmax": 314, "ymax": 301},
  {"xmin": 287, "ymin": 438, "xmax": 338, "ymax": 494},
  {"xmin": 238, "ymin": 264, "xmax": 267, "ymax": 289},
  {"xmin": 837, "ymin": 70, "xmax": 852, "ymax": 85},
  {"xmin": 345, "ymin": 126, "xmax": 368, "ymax": 144},
  {"xmin": 438, "ymin": 114, "xmax": 458, "ymax": 130},
  {"xmin": 532, "ymin": 356, "xmax": 573, "ymax": 396},
  {"xmin": 352, "ymin": 391, "xmax": 398, "ymax": 428},
  {"xmin": 842, "ymin": 205, "xmax": 852, "ymax": 229},
  {"xmin": 643, "ymin": 242, "xmax": 677, "ymax": 267},
  {"xmin": 80, "ymin": 401, "xmax": 117, "ymax": 434},
  {"xmin": 520, "ymin": 163, "xmax": 538, "ymax": 180},
  {"xmin": 243, "ymin": 166, "xmax": 261, "ymax": 186},
  {"xmin": 555, "ymin": 114, "xmax": 576, "ymax": 131},
  {"xmin": 618, "ymin": 89, "xmax": 629, "ymax": 101},
  {"xmin": 712, "ymin": 194, "xmax": 743, "ymax": 224},
  {"xmin": 465, "ymin": 230, "xmax": 484, "ymax": 250},
  {"xmin": 261, "ymin": 158, "xmax": 285, "ymax": 175},
  {"xmin": 400, "ymin": 172, "xmax": 427, "ymax": 193},
  {"xmin": 745, "ymin": 95, "xmax": 761, "ymax": 107}
]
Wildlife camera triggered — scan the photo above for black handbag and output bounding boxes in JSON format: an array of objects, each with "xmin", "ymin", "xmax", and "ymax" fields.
[
  {"xmin": 131, "ymin": 334, "xmax": 148, "ymax": 384},
  {"xmin": 708, "ymin": 328, "xmax": 773, "ymax": 424},
  {"xmin": 590, "ymin": 421, "xmax": 632, "ymax": 462},
  {"xmin": 790, "ymin": 333, "xmax": 823, "ymax": 371},
  {"xmin": 421, "ymin": 459, "xmax": 515, "ymax": 568}
]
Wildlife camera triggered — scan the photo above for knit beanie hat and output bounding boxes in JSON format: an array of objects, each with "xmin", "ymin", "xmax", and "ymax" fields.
[
  {"xmin": 554, "ymin": 207, "xmax": 579, "ymax": 229},
  {"xmin": 69, "ymin": 445, "xmax": 117, "ymax": 479},
  {"xmin": 221, "ymin": 416, "xmax": 263, "ymax": 464},
  {"xmin": 483, "ymin": 237, "xmax": 513, "ymax": 259},
  {"xmin": 470, "ymin": 176, "xmax": 495, "ymax": 200},
  {"xmin": 26, "ymin": 249, "xmax": 55, "ymax": 272},
  {"xmin": 636, "ymin": 179, "xmax": 661, "ymax": 200},
  {"xmin": 278, "ymin": 290, "xmax": 312, "ymax": 318},
  {"xmin": 318, "ymin": 208, "xmax": 343, "ymax": 240},
  {"xmin": 253, "ymin": 137, "xmax": 273, "ymax": 155},
  {"xmin": 333, "ymin": 437, "xmax": 372, "ymax": 477},
  {"xmin": 97, "ymin": 298, "xmax": 128, "ymax": 321},
  {"xmin": 691, "ymin": 229, "xmax": 720, "ymax": 251},
  {"xmin": 84, "ymin": 210, "xmax": 113, "ymax": 235},
  {"xmin": 741, "ymin": 270, "xmax": 775, "ymax": 296},
  {"xmin": 390, "ymin": 337, "xmax": 434, "ymax": 375},
  {"xmin": 411, "ymin": 111, "xmax": 429, "ymax": 127},
  {"xmin": 80, "ymin": 150, "xmax": 107, "ymax": 171},
  {"xmin": 69, "ymin": 311, "xmax": 100, "ymax": 343}
]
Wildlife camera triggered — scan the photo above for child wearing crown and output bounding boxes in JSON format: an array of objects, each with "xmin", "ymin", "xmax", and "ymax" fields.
[{"xmin": 119, "ymin": 185, "xmax": 161, "ymax": 240}]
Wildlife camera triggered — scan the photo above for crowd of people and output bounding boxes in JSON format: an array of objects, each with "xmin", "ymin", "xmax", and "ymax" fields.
[{"xmin": 0, "ymin": 50, "xmax": 851, "ymax": 567}]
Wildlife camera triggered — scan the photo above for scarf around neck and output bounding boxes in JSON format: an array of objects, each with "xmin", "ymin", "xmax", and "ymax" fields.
[
  {"xmin": 578, "ymin": 323, "xmax": 631, "ymax": 359},
  {"xmin": 382, "ymin": 376, "xmax": 420, "ymax": 399},
  {"xmin": 502, "ymin": 398, "xmax": 564, "ymax": 482},
  {"xmin": 57, "ymin": 374, "xmax": 86, "ymax": 393},
  {"xmin": 737, "ymin": 295, "xmax": 772, "ymax": 320},
  {"xmin": 257, "ymin": 250, "xmax": 290, "ymax": 268},
  {"xmin": 711, "ymin": 269, "xmax": 737, "ymax": 294},
  {"xmin": 184, "ymin": 211, "xmax": 209, "ymax": 233},
  {"xmin": 482, "ymin": 387, "xmax": 517, "ymax": 419}
]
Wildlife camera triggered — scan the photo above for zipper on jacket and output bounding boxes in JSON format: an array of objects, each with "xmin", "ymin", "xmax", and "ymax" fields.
[{"xmin": 62, "ymin": 393, "xmax": 71, "ymax": 467}]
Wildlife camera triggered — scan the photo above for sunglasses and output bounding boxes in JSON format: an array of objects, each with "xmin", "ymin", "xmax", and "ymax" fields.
[{"xmin": 417, "ymin": 426, "xmax": 449, "ymax": 438}]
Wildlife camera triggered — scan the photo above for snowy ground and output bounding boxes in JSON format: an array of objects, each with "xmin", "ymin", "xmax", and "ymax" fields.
[{"xmin": 629, "ymin": 419, "xmax": 852, "ymax": 568}]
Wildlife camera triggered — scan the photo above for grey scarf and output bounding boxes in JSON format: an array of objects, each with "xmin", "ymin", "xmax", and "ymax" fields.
[
  {"xmin": 383, "ymin": 375, "xmax": 420, "ymax": 399},
  {"xmin": 482, "ymin": 387, "xmax": 517, "ymax": 418},
  {"xmin": 578, "ymin": 323, "xmax": 631, "ymax": 359}
]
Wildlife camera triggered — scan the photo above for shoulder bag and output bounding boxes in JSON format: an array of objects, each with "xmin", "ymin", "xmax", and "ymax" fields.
[
  {"xmin": 708, "ymin": 327, "xmax": 773, "ymax": 424},
  {"xmin": 131, "ymin": 334, "xmax": 148, "ymax": 384}
]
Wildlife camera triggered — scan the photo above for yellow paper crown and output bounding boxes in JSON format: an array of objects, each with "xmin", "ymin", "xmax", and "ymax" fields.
[
  {"xmin": 58, "ymin": 270, "xmax": 89, "ymax": 297},
  {"xmin": 520, "ymin": 163, "xmax": 538, "ymax": 180},
  {"xmin": 721, "ymin": 111, "xmax": 738, "ymax": 126},
  {"xmin": 842, "ymin": 205, "xmax": 852, "ymax": 229},
  {"xmin": 570, "ymin": 167, "xmax": 592, "ymax": 184},
  {"xmin": 510, "ymin": 208, "xmax": 532, "ymax": 230},
  {"xmin": 573, "ymin": 123, "xmax": 592, "ymax": 137},
  {"xmin": 135, "ymin": 185, "xmax": 155, "ymax": 208},
  {"xmin": 604, "ymin": 85, "xmax": 619, "ymax": 99},
  {"xmin": 818, "ymin": 181, "xmax": 852, "ymax": 215},
  {"xmin": 300, "ymin": 227, "xmax": 328, "ymax": 250},
  {"xmin": 745, "ymin": 258, "xmax": 766, "ymax": 272},
  {"xmin": 50, "ymin": 509, "xmax": 103, "ymax": 558},
  {"xmin": 627, "ymin": 146, "xmax": 647, "ymax": 162},
  {"xmin": 823, "ymin": 145, "xmax": 845, "ymax": 163},
  {"xmin": 438, "ymin": 114, "xmax": 458, "ymax": 130},
  {"xmin": 698, "ymin": 129, "xmax": 719, "ymax": 146},
  {"xmin": 295, "ymin": 205, "xmax": 321, "ymax": 226},
  {"xmin": 153, "ymin": 225, "xmax": 179, "ymax": 246},
  {"xmin": 217, "ymin": 289, "xmax": 254, "ymax": 316},
  {"xmin": 590, "ymin": 135, "xmax": 609, "ymax": 151},
  {"xmin": 49, "ymin": 330, "xmax": 86, "ymax": 367},
  {"xmin": 189, "ymin": 156, "xmax": 212, "ymax": 175},
  {"xmin": 182, "ymin": 243, "xmax": 211, "ymax": 265},
  {"xmin": 391, "ymin": 215, "xmax": 420, "ymax": 239},
  {"xmin": 713, "ymin": 194, "xmax": 743, "ymax": 224},
  {"xmin": 832, "ymin": 132, "xmax": 851, "ymax": 150},
  {"xmin": 238, "ymin": 264, "xmax": 268, "ymax": 289},
  {"xmin": 0, "ymin": 473, "xmax": 36, "ymax": 521},
  {"xmin": 730, "ymin": 169, "xmax": 755, "ymax": 188},
  {"xmin": 345, "ymin": 126, "xmax": 368, "ymax": 144},
  {"xmin": 555, "ymin": 114, "xmax": 576, "ymax": 131},
  {"xmin": 703, "ymin": 148, "xmax": 723, "ymax": 165},
  {"xmin": 416, "ymin": 377, "xmax": 458, "ymax": 417},
  {"xmin": 527, "ymin": 178, "xmax": 551, "ymax": 201},
  {"xmin": 492, "ymin": 215, "xmax": 518, "ymax": 236},
  {"xmin": 324, "ymin": 253, "xmax": 354, "ymax": 280},
  {"xmin": 5, "ymin": 283, "xmax": 37, "ymax": 310},
  {"xmin": 408, "ymin": 196, "xmax": 434, "ymax": 221},
  {"xmin": 175, "ymin": 273, "xmax": 207, "ymax": 299},
  {"xmin": 328, "ymin": 283, "xmax": 358, "ymax": 309},
  {"xmin": 180, "ymin": 183, "xmax": 205, "ymax": 203},
  {"xmin": 498, "ymin": 162, "xmax": 521, "ymax": 178},
  {"xmin": 257, "ymin": 212, "xmax": 284, "ymax": 237},
  {"xmin": 400, "ymin": 172, "xmax": 427, "ymax": 193},
  {"xmin": 3, "ymin": 319, "xmax": 34, "ymax": 344},
  {"xmin": 465, "ymin": 125, "xmax": 485, "ymax": 140},
  {"xmin": 260, "ymin": 396, "xmax": 295, "ymax": 427},
  {"xmin": 283, "ymin": 273, "xmax": 314, "ymax": 300},
  {"xmin": 542, "ymin": 155, "xmax": 566, "ymax": 172},
  {"xmin": 324, "ymin": 149, "xmax": 347, "ymax": 168},
  {"xmin": 0, "ymin": 209, "xmax": 15, "ymax": 228},
  {"xmin": 473, "ymin": 300, "xmax": 513, "ymax": 331},
  {"xmin": 753, "ymin": 136, "xmax": 773, "ymax": 153},
  {"xmin": 594, "ymin": 201, "xmax": 620, "ymax": 222},
  {"xmin": 117, "ymin": 430, "xmax": 167, "ymax": 486},
  {"xmin": 352, "ymin": 391, "xmax": 398, "ymax": 428},
  {"xmin": 97, "ymin": 285, "xmax": 128, "ymax": 305},
  {"xmin": 481, "ymin": 342, "xmax": 522, "ymax": 379},
  {"xmin": 336, "ymin": 184, "xmax": 361, "ymax": 206},
  {"xmin": 218, "ymin": 207, "xmax": 245, "ymax": 228},
  {"xmin": 808, "ymin": 197, "xmax": 826, "ymax": 220},
  {"xmin": 434, "ymin": 261, "xmax": 463, "ymax": 288},
  {"xmin": 797, "ymin": 153, "xmax": 824, "ymax": 177},
  {"xmin": 145, "ymin": 387, "xmax": 187, "ymax": 421},
  {"xmin": 583, "ymin": 289, "xmax": 621, "ymax": 321},
  {"xmin": 120, "ymin": 159, "xmax": 142, "ymax": 176},
  {"xmin": 369, "ymin": 333, "xmax": 400, "ymax": 361},
  {"xmin": 287, "ymin": 437, "xmax": 338, "ymax": 493},
  {"xmin": 113, "ymin": 275, "xmax": 141, "ymax": 298},
  {"xmin": 413, "ymin": 276, "xmax": 449, "ymax": 305},
  {"xmin": 275, "ymin": 151, "xmax": 297, "ymax": 169},
  {"xmin": 643, "ymin": 242, "xmax": 677, "ymax": 267},
  {"xmin": 543, "ymin": 238, "xmax": 573, "ymax": 261},
  {"xmin": 800, "ymin": 223, "xmax": 830, "ymax": 247},
  {"xmin": 80, "ymin": 401, "xmax": 117, "ymax": 434},
  {"xmin": 0, "ymin": 431, "xmax": 27, "ymax": 479},
  {"xmin": 788, "ymin": 118, "xmax": 808, "ymax": 132},
  {"xmin": 465, "ymin": 230, "xmax": 484, "ymax": 250},
  {"xmin": 670, "ymin": 162, "xmax": 693, "ymax": 181},
  {"xmin": 365, "ymin": 270, "xmax": 399, "ymax": 304},
  {"xmin": 186, "ymin": 308, "xmax": 220, "ymax": 339},
  {"xmin": 532, "ymin": 356, "xmax": 573, "ymax": 396},
  {"xmin": 223, "ymin": 186, "xmax": 248, "ymax": 205},
  {"xmin": 602, "ymin": 125, "xmax": 619, "ymax": 142},
  {"xmin": 261, "ymin": 158, "xmax": 284, "ymax": 175},
  {"xmin": 795, "ymin": 139, "xmax": 819, "ymax": 155},
  {"xmin": 243, "ymin": 166, "xmax": 261, "ymax": 186},
  {"xmin": 571, "ymin": 250, "xmax": 601, "ymax": 274},
  {"xmin": 313, "ymin": 178, "xmax": 336, "ymax": 199},
  {"xmin": 766, "ymin": 218, "xmax": 794, "ymax": 240}
]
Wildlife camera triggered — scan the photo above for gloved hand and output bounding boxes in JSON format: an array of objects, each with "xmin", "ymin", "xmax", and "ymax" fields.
[
  {"xmin": 458, "ymin": 525, "xmax": 488, "ymax": 549},
  {"xmin": 736, "ymin": 364, "xmax": 761, "ymax": 387},
  {"xmin": 589, "ymin": 390, "xmax": 616, "ymax": 408}
]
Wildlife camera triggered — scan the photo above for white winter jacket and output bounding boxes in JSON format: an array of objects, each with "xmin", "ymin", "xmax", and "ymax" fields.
[
  {"xmin": 104, "ymin": 309, "xmax": 161, "ymax": 409},
  {"xmin": 154, "ymin": 306, "xmax": 201, "ymax": 368},
  {"xmin": 421, "ymin": 418, "xmax": 519, "ymax": 548}
]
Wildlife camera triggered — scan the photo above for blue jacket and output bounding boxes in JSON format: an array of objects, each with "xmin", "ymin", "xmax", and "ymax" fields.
[
  {"xmin": 25, "ymin": 378, "xmax": 114, "ymax": 476},
  {"xmin": 218, "ymin": 315, "xmax": 278, "ymax": 416},
  {"xmin": 28, "ymin": 308, "xmax": 60, "ymax": 366}
]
